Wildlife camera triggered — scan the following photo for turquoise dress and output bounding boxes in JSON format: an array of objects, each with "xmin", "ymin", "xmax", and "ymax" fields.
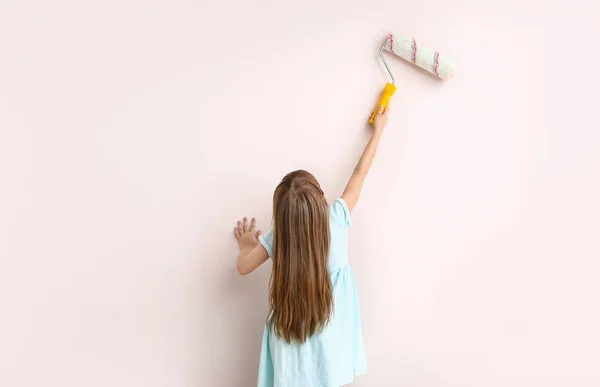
[{"xmin": 257, "ymin": 198, "xmax": 367, "ymax": 387}]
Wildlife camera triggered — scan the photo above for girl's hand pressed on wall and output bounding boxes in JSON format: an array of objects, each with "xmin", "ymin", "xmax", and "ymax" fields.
[
  {"xmin": 234, "ymin": 217, "xmax": 262, "ymax": 254},
  {"xmin": 233, "ymin": 216, "xmax": 269, "ymax": 275}
]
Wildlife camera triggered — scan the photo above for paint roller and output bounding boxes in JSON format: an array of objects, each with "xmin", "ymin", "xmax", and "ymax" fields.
[{"xmin": 369, "ymin": 33, "xmax": 457, "ymax": 124}]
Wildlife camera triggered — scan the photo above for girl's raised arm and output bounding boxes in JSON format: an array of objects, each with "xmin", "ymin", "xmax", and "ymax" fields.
[{"xmin": 342, "ymin": 105, "xmax": 390, "ymax": 212}]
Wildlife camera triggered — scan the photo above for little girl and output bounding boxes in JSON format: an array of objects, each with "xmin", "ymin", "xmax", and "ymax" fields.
[{"xmin": 233, "ymin": 105, "xmax": 390, "ymax": 387}]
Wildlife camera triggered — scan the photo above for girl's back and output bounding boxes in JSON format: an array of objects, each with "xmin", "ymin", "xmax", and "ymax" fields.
[{"xmin": 257, "ymin": 197, "xmax": 366, "ymax": 387}]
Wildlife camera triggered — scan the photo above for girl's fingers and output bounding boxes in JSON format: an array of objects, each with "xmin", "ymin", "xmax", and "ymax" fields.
[
  {"xmin": 256, "ymin": 229, "xmax": 262, "ymax": 239},
  {"xmin": 379, "ymin": 105, "xmax": 384, "ymax": 115},
  {"xmin": 234, "ymin": 227, "xmax": 240, "ymax": 239},
  {"xmin": 236, "ymin": 217, "xmax": 258, "ymax": 235}
]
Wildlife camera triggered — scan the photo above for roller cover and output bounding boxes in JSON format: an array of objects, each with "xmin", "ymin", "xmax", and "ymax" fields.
[{"xmin": 385, "ymin": 33, "xmax": 456, "ymax": 80}]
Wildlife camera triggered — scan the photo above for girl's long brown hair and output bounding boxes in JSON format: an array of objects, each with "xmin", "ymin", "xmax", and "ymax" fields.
[{"xmin": 268, "ymin": 170, "xmax": 333, "ymax": 344}]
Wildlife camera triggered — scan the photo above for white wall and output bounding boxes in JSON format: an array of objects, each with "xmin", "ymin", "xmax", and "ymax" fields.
[{"xmin": 1, "ymin": 1, "xmax": 598, "ymax": 386}]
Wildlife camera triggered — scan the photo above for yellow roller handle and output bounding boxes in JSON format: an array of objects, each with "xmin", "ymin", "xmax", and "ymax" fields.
[{"xmin": 369, "ymin": 82, "xmax": 397, "ymax": 124}]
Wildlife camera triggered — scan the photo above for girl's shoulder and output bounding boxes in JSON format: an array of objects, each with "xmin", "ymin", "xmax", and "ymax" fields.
[{"xmin": 329, "ymin": 198, "xmax": 352, "ymax": 229}]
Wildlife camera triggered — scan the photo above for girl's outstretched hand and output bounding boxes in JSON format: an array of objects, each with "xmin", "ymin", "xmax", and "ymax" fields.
[
  {"xmin": 373, "ymin": 105, "xmax": 389, "ymax": 135},
  {"xmin": 234, "ymin": 217, "xmax": 262, "ymax": 252}
]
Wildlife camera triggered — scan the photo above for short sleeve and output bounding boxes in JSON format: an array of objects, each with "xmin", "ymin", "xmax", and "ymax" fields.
[
  {"xmin": 329, "ymin": 198, "xmax": 352, "ymax": 228},
  {"xmin": 259, "ymin": 228, "xmax": 274, "ymax": 257}
]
